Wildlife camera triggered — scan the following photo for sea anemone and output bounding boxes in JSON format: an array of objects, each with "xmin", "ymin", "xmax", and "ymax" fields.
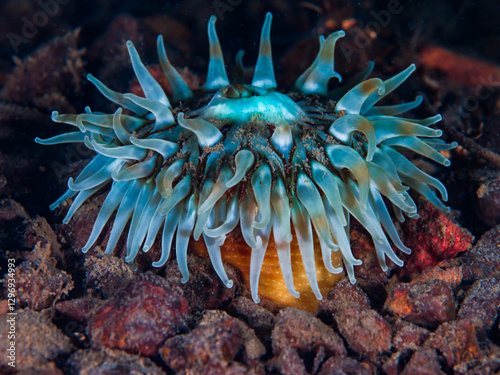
[{"xmin": 36, "ymin": 13, "xmax": 456, "ymax": 305}]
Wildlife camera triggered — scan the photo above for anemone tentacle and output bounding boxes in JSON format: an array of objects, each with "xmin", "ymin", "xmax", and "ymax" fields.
[{"xmin": 36, "ymin": 12, "xmax": 455, "ymax": 304}]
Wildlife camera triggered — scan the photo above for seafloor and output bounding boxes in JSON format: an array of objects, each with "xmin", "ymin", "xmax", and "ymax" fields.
[{"xmin": 0, "ymin": 0, "xmax": 499, "ymax": 374}]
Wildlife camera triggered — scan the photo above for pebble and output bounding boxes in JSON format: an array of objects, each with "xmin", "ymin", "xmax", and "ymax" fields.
[
  {"xmin": 0, "ymin": 309, "xmax": 73, "ymax": 370},
  {"xmin": 89, "ymin": 272, "xmax": 190, "ymax": 356},
  {"xmin": 160, "ymin": 311, "xmax": 260, "ymax": 374},
  {"xmin": 272, "ymin": 307, "xmax": 346, "ymax": 374},
  {"xmin": 401, "ymin": 348, "xmax": 445, "ymax": 375},
  {"xmin": 334, "ymin": 307, "xmax": 392, "ymax": 356},
  {"xmin": 424, "ymin": 319, "xmax": 482, "ymax": 368},
  {"xmin": 384, "ymin": 279, "xmax": 456, "ymax": 327},
  {"xmin": 458, "ymin": 277, "xmax": 500, "ymax": 336},
  {"xmin": 67, "ymin": 348, "xmax": 164, "ymax": 375}
]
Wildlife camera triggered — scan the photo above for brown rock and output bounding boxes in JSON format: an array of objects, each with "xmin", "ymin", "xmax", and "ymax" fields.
[
  {"xmin": 455, "ymin": 356, "xmax": 500, "ymax": 375},
  {"xmin": 316, "ymin": 278, "xmax": 371, "ymax": 321},
  {"xmin": 383, "ymin": 350, "xmax": 413, "ymax": 375},
  {"xmin": 350, "ymin": 225, "xmax": 390, "ymax": 283},
  {"xmin": 0, "ymin": 309, "xmax": 73, "ymax": 370},
  {"xmin": 199, "ymin": 310, "xmax": 265, "ymax": 363},
  {"xmin": 272, "ymin": 308, "xmax": 346, "ymax": 373},
  {"xmin": 392, "ymin": 319, "xmax": 430, "ymax": 351},
  {"xmin": 476, "ymin": 179, "xmax": 500, "ymax": 226},
  {"xmin": 318, "ymin": 356, "xmax": 375, "ymax": 375},
  {"xmin": 384, "ymin": 280, "xmax": 456, "ymax": 327},
  {"xmin": 0, "ymin": 30, "xmax": 85, "ymax": 113},
  {"xmin": 411, "ymin": 265, "xmax": 464, "ymax": 289},
  {"xmin": 67, "ymin": 348, "xmax": 165, "ymax": 375},
  {"xmin": 401, "ymin": 349, "xmax": 445, "ymax": 375},
  {"xmin": 334, "ymin": 307, "xmax": 392, "ymax": 356},
  {"xmin": 424, "ymin": 319, "xmax": 482, "ymax": 368},
  {"xmin": 166, "ymin": 253, "xmax": 238, "ymax": 311},
  {"xmin": 89, "ymin": 272, "xmax": 190, "ymax": 356},
  {"xmin": 458, "ymin": 277, "xmax": 500, "ymax": 336},
  {"xmin": 160, "ymin": 312, "xmax": 259, "ymax": 374},
  {"xmin": 54, "ymin": 295, "xmax": 101, "ymax": 323},
  {"xmin": 462, "ymin": 225, "xmax": 500, "ymax": 280},
  {"xmin": 227, "ymin": 296, "xmax": 275, "ymax": 338},
  {"xmin": 84, "ymin": 252, "xmax": 135, "ymax": 298},
  {"xmin": 9, "ymin": 242, "xmax": 73, "ymax": 310}
]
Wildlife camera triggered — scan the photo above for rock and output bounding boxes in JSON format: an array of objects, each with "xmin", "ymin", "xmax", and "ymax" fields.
[
  {"xmin": 458, "ymin": 277, "xmax": 500, "ymax": 336},
  {"xmin": 462, "ymin": 225, "xmax": 500, "ymax": 280},
  {"xmin": 410, "ymin": 265, "xmax": 464, "ymax": 289},
  {"xmin": 384, "ymin": 279, "xmax": 456, "ymax": 327},
  {"xmin": 160, "ymin": 311, "xmax": 260, "ymax": 374},
  {"xmin": 54, "ymin": 295, "xmax": 100, "ymax": 323},
  {"xmin": 424, "ymin": 319, "xmax": 482, "ymax": 368},
  {"xmin": 316, "ymin": 278, "xmax": 371, "ymax": 322},
  {"xmin": 334, "ymin": 307, "xmax": 392, "ymax": 356},
  {"xmin": 400, "ymin": 200, "xmax": 473, "ymax": 278},
  {"xmin": 401, "ymin": 349, "xmax": 445, "ymax": 375},
  {"xmin": 83, "ymin": 252, "xmax": 135, "ymax": 298},
  {"xmin": 476, "ymin": 179, "xmax": 500, "ymax": 226},
  {"xmin": 166, "ymin": 253, "xmax": 239, "ymax": 311},
  {"xmin": 9, "ymin": 242, "xmax": 73, "ymax": 310},
  {"xmin": 0, "ymin": 30, "xmax": 85, "ymax": 113},
  {"xmin": 0, "ymin": 309, "xmax": 73, "ymax": 370},
  {"xmin": 67, "ymin": 348, "xmax": 165, "ymax": 375},
  {"xmin": 226, "ymin": 297, "xmax": 275, "ymax": 338},
  {"xmin": 318, "ymin": 356, "xmax": 375, "ymax": 375},
  {"xmin": 272, "ymin": 308, "xmax": 346, "ymax": 374},
  {"xmin": 199, "ymin": 310, "xmax": 265, "ymax": 363},
  {"xmin": 454, "ymin": 356, "xmax": 500, "ymax": 375},
  {"xmin": 89, "ymin": 272, "xmax": 190, "ymax": 356},
  {"xmin": 383, "ymin": 350, "xmax": 412, "ymax": 375},
  {"xmin": 391, "ymin": 319, "xmax": 430, "ymax": 351}
]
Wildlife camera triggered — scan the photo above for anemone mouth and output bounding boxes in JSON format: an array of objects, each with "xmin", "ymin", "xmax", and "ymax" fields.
[
  {"xmin": 35, "ymin": 12, "xmax": 456, "ymax": 304},
  {"xmin": 219, "ymin": 84, "xmax": 263, "ymax": 99}
]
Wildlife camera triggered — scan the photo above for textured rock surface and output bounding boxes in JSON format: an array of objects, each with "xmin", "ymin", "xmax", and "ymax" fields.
[
  {"xmin": 0, "ymin": 309, "xmax": 73, "ymax": 371},
  {"xmin": 384, "ymin": 279, "xmax": 456, "ymax": 327},
  {"xmin": 89, "ymin": 272, "xmax": 189, "ymax": 356}
]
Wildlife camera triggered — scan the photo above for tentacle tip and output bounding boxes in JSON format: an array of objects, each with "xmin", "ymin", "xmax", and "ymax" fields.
[
  {"xmin": 51, "ymin": 111, "xmax": 59, "ymax": 120},
  {"xmin": 435, "ymin": 130, "xmax": 443, "ymax": 137},
  {"xmin": 290, "ymin": 291, "xmax": 300, "ymax": 299},
  {"xmin": 444, "ymin": 160, "xmax": 451, "ymax": 167},
  {"xmin": 352, "ymin": 259, "xmax": 363, "ymax": 266},
  {"xmin": 180, "ymin": 276, "xmax": 189, "ymax": 284},
  {"xmin": 142, "ymin": 245, "xmax": 151, "ymax": 253},
  {"xmin": 225, "ymin": 280, "xmax": 234, "ymax": 288},
  {"xmin": 126, "ymin": 40, "xmax": 133, "ymax": 48},
  {"xmin": 209, "ymin": 15, "xmax": 217, "ymax": 23},
  {"xmin": 408, "ymin": 63, "xmax": 417, "ymax": 72},
  {"xmin": 81, "ymin": 246, "xmax": 90, "ymax": 253},
  {"xmin": 252, "ymin": 295, "xmax": 261, "ymax": 304}
]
